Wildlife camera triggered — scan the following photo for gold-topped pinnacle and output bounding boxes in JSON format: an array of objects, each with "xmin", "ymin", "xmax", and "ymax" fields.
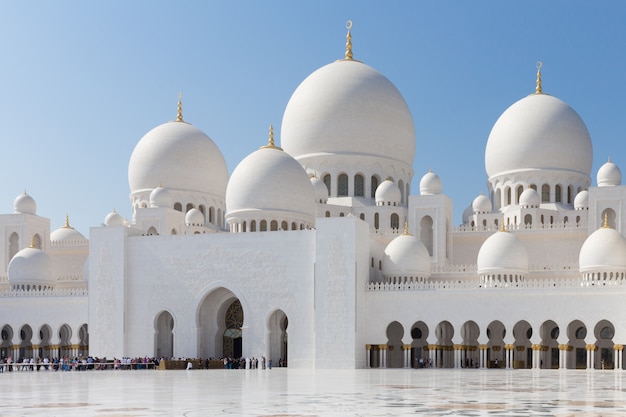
[
  {"xmin": 30, "ymin": 235, "xmax": 36, "ymax": 248},
  {"xmin": 345, "ymin": 20, "xmax": 353, "ymax": 60},
  {"xmin": 260, "ymin": 124, "xmax": 283, "ymax": 150},
  {"xmin": 64, "ymin": 213, "xmax": 74, "ymax": 229},
  {"xmin": 500, "ymin": 216, "xmax": 508, "ymax": 232},
  {"xmin": 403, "ymin": 221, "xmax": 410, "ymax": 235},
  {"xmin": 176, "ymin": 92, "xmax": 184, "ymax": 122},
  {"xmin": 603, "ymin": 212, "xmax": 609, "ymax": 228},
  {"xmin": 535, "ymin": 61, "xmax": 543, "ymax": 94}
]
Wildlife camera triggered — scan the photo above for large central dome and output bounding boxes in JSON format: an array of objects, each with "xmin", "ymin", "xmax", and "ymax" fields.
[{"xmin": 281, "ymin": 59, "xmax": 415, "ymax": 167}]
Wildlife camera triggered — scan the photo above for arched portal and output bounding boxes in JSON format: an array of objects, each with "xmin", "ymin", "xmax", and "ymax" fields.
[
  {"xmin": 410, "ymin": 321, "xmax": 429, "ymax": 368},
  {"xmin": 20, "ymin": 325, "xmax": 33, "ymax": 359},
  {"xmin": 197, "ymin": 288, "xmax": 242, "ymax": 359},
  {"xmin": 385, "ymin": 321, "xmax": 404, "ymax": 368},
  {"xmin": 1, "ymin": 325, "xmax": 13, "ymax": 360},
  {"xmin": 513, "ymin": 320, "xmax": 532, "ymax": 369},
  {"xmin": 38, "ymin": 325, "xmax": 53, "ymax": 359},
  {"xmin": 434, "ymin": 321, "xmax": 454, "ymax": 368},
  {"xmin": 78, "ymin": 324, "xmax": 89, "ymax": 357},
  {"xmin": 154, "ymin": 311, "xmax": 174, "ymax": 359},
  {"xmin": 539, "ymin": 320, "xmax": 559, "ymax": 369},
  {"xmin": 460, "ymin": 321, "xmax": 480, "ymax": 368},
  {"xmin": 486, "ymin": 320, "xmax": 506, "ymax": 368},
  {"xmin": 58, "ymin": 324, "xmax": 72, "ymax": 358},
  {"xmin": 268, "ymin": 310, "xmax": 288, "ymax": 367},
  {"xmin": 595, "ymin": 320, "xmax": 615, "ymax": 370},
  {"xmin": 567, "ymin": 320, "xmax": 587, "ymax": 369}
]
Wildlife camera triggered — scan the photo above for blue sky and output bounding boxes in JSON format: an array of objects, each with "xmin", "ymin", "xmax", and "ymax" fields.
[{"xmin": 0, "ymin": 1, "xmax": 624, "ymax": 234}]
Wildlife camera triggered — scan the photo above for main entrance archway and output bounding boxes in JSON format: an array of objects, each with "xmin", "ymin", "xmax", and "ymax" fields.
[{"xmin": 197, "ymin": 288, "xmax": 243, "ymax": 359}]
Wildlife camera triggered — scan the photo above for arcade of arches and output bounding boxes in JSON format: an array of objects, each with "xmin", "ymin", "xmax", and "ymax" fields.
[
  {"xmin": 1, "ymin": 323, "xmax": 88, "ymax": 361},
  {"xmin": 366, "ymin": 319, "xmax": 623, "ymax": 370}
]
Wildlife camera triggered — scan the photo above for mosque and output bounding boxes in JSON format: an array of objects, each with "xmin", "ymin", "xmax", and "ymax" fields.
[{"xmin": 1, "ymin": 24, "xmax": 625, "ymax": 371}]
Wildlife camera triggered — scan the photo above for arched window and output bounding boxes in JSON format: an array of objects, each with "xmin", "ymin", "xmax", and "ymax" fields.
[
  {"xmin": 242, "ymin": 222, "xmax": 247, "ymax": 232},
  {"xmin": 281, "ymin": 221, "xmax": 288, "ymax": 231},
  {"xmin": 260, "ymin": 220, "xmax": 267, "ymax": 232},
  {"xmin": 323, "ymin": 174, "xmax": 331, "ymax": 196},
  {"xmin": 374, "ymin": 213, "xmax": 380, "ymax": 230},
  {"xmin": 371, "ymin": 176, "xmax": 379, "ymax": 198},
  {"xmin": 555, "ymin": 185, "xmax": 562, "ymax": 203},
  {"xmin": 391, "ymin": 213, "xmax": 399, "ymax": 229},
  {"xmin": 174, "ymin": 202, "xmax": 182, "ymax": 211},
  {"xmin": 359, "ymin": 213, "xmax": 365, "ymax": 221},
  {"xmin": 33, "ymin": 234, "xmax": 42, "ymax": 249},
  {"xmin": 530, "ymin": 184, "xmax": 537, "ymax": 191},
  {"xmin": 567, "ymin": 186, "xmax": 573, "ymax": 204},
  {"xmin": 250, "ymin": 220, "xmax": 256, "ymax": 232},
  {"xmin": 217, "ymin": 209, "xmax": 222, "ymax": 227},
  {"xmin": 398, "ymin": 179, "xmax": 405, "ymax": 204},
  {"xmin": 524, "ymin": 214, "xmax": 532, "ymax": 225},
  {"xmin": 9, "ymin": 232, "xmax": 18, "ymax": 261},
  {"xmin": 338, "ymin": 174, "xmax": 349, "ymax": 196},
  {"xmin": 325, "ymin": 211, "xmax": 330, "ymax": 218},
  {"xmin": 171, "ymin": 229, "xmax": 177, "ymax": 235},
  {"xmin": 209, "ymin": 207, "xmax": 215, "ymax": 224},
  {"xmin": 354, "ymin": 174, "xmax": 364, "ymax": 197},
  {"xmin": 495, "ymin": 189, "xmax": 501, "ymax": 210},
  {"xmin": 186, "ymin": 203, "xmax": 194, "ymax": 212},
  {"xmin": 199, "ymin": 205, "xmax": 205, "ymax": 216},
  {"xmin": 506, "ymin": 187, "xmax": 511, "ymax": 206},
  {"xmin": 516, "ymin": 186, "xmax": 523, "ymax": 204},
  {"xmin": 147, "ymin": 226, "xmax": 158, "ymax": 235},
  {"xmin": 270, "ymin": 220, "xmax": 278, "ymax": 231},
  {"xmin": 420, "ymin": 216, "xmax": 434, "ymax": 256},
  {"xmin": 541, "ymin": 184, "xmax": 550, "ymax": 202},
  {"xmin": 540, "ymin": 215, "xmax": 544, "ymax": 224}
]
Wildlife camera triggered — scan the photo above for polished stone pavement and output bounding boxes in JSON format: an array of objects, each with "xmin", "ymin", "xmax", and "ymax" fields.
[{"xmin": 1, "ymin": 368, "xmax": 625, "ymax": 416}]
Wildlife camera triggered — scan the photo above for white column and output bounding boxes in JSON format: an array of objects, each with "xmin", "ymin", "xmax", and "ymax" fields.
[
  {"xmin": 381, "ymin": 345, "xmax": 387, "ymax": 369},
  {"xmin": 365, "ymin": 345, "xmax": 370, "ymax": 369}
]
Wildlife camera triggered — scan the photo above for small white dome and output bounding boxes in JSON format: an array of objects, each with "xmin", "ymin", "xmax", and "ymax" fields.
[
  {"xmin": 8, "ymin": 246, "xmax": 54, "ymax": 288},
  {"xmin": 597, "ymin": 159, "xmax": 622, "ymax": 187},
  {"xmin": 579, "ymin": 226, "xmax": 626, "ymax": 273},
  {"xmin": 462, "ymin": 205, "xmax": 473, "ymax": 224},
  {"xmin": 149, "ymin": 186, "xmax": 172, "ymax": 208},
  {"xmin": 472, "ymin": 194, "xmax": 492, "ymax": 213},
  {"xmin": 311, "ymin": 176, "xmax": 328, "ymax": 203},
  {"xmin": 574, "ymin": 190, "xmax": 589, "ymax": 210},
  {"xmin": 382, "ymin": 233, "xmax": 431, "ymax": 279},
  {"xmin": 14, "ymin": 192, "xmax": 36, "ymax": 215},
  {"xmin": 128, "ymin": 120, "xmax": 228, "ymax": 198},
  {"xmin": 485, "ymin": 94, "xmax": 592, "ymax": 180},
  {"xmin": 104, "ymin": 210, "xmax": 124, "ymax": 227},
  {"xmin": 519, "ymin": 188, "xmax": 541, "ymax": 208},
  {"xmin": 226, "ymin": 143, "xmax": 316, "ymax": 226},
  {"xmin": 50, "ymin": 218, "xmax": 87, "ymax": 245},
  {"xmin": 419, "ymin": 171, "xmax": 442, "ymax": 195},
  {"xmin": 477, "ymin": 230, "xmax": 529, "ymax": 276},
  {"xmin": 375, "ymin": 179, "xmax": 401, "ymax": 205},
  {"xmin": 185, "ymin": 208, "xmax": 205, "ymax": 226}
]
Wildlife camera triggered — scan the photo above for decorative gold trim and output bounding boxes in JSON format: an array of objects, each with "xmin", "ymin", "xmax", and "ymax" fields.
[
  {"xmin": 534, "ymin": 61, "xmax": 543, "ymax": 94},
  {"xmin": 260, "ymin": 124, "xmax": 283, "ymax": 150},
  {"xmin": 365, "ymin": 344, "xmax": 371, "ymax": 350},
  {"xmin": 176, "ymin": 92, "xmax": 184, "ymax": 122},
  {"xmin": 479, "ymin": 344, "xmax": 489, "ymax": 350},
  {"xmin": 344, "ymin": 20, "xmax": 353, "ymax": 60},
  {"xmin": 504, "ymin": 344, "xmax": 515, "ymax": 350},
  {"xmin": 585, "ymin": 344, "xmax": 597, "ymax": 351},
  {"xmin": 614, "ymin": 344, "xmax": 623, "ymax": 351}
]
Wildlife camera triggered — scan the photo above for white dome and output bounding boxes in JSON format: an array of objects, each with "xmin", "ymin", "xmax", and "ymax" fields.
[
  {"xmin": 311, "ymin": 176, "xmax": 328, "ymax": 203},
  {"xmin": 185, "ymin": 208, "xmax": 204, "ymax": 226},
  {"xmin": 462, "ymin": 205, "xmax": 473, "ymax": 224},
  {"xmin": 104, "ymin": 210, "xmax": 124, "ymax": 227},
  {"xmin": 128, "ymin": 121, "xmax": 228, "ymax": 198},
  {"xmin": 579, "ymin": 226, "xmax": 626, "ymax": 273},
  {"xmin": 8, "ymin": 246, "xmax": 54, "ymax": 287},
  {"xmin": 375, "ymin": 179, "xmax": 401, "ymax": 205},
  {"xmin": 281, "ymin": 60, "xmax": 415, "ymax": 168},
  {"xmin": 14, "ymin": 192, "xmax": 36, "ymax": 215},
  {"xmin": 477, "ymin": 230, "xmax": 529, "ymax": 275},
  {"xmin": 50, "ymin": 218, "xmax": 87, "ymax": 245},
  {"xmin": 472, "ymin": 194, "xmax": 492, "ymax": 213},
  {"xmin": 519, "ymin": 188, "xmax": 541, "ymax": 208},
  {"xmin": 149, "ymin": 186, "xmax": 172, "ymax": 208},
  {"xmin": 574, "ymin": 190, "xmax": 589, "ymax": 210},
  {"xmin": 597, "ymin": 159, "xmax": 622, "ymax": 187},
  {"xmin": 485, "ymin": 94, "xmax": 592, "ymax": 180},
  {"xmin": 382, "ymin": 233, "xmax": 431, "ymax": 278},
  {"xmin": 226, "ymin": 144, "xmax": 316, "ymax": 224},
  {"xmin": 419, "ymin": 171, "xmax": 442, "ymax": 195}
]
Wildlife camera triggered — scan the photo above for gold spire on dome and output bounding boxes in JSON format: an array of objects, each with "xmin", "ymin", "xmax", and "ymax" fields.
[
  {"xmin": 535, "ymin": 61, "xmax": 543, "ymax": 95},
  {"xmin": 176, "ymin": 92, "xmax": 184, "ymax": 122},
  {"xmin": 344, "ymin": 20, "xmax": 353, "ymax": 60},
  {"xmin": 30, "ymin": 235, "xmax": 36, "ymax": 248},
  {"xmin": 403, "ymin": 222, "xmax": 410, "ymax": 235},
  {"xmin": 64, "ymin": 214, "xmax": 74, "ymax": 229},
  {"xmin": 260, "ymin": 124, "xmax": 283, "ymax": 150},
  {"xmin": 603, "ymin": 213, "xmax": 610, "ymax": 228},
  {"xmin": 500, "ymin": 216, "xmax": 508, "ymax": 232}
]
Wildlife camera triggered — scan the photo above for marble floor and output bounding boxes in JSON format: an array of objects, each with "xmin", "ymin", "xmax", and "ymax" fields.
[{"xmin": 1, "ymin": 368, "xmax": 625, "ymax": 416}]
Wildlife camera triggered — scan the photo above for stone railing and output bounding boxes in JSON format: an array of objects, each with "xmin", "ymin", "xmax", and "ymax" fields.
[{"xmin": 0, "ymin": 287, "xmax": 88, "ymax": 297}]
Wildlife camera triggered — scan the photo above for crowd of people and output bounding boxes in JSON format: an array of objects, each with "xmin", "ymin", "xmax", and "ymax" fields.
[{"xmin": 0, "ymin": 355, "xmax": 159, "ymax": 372}]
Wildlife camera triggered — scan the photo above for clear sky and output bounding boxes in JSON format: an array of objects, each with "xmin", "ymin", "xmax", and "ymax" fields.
[{"xmin": 0, "ymin": 1, "xmax": 625, "ymax": 235}]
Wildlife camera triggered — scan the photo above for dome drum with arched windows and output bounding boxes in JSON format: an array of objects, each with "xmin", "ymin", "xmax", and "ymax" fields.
[
  {"xmin": 382, "ymin": 227, "xmax": 431, "ymax": 284},
  {"xmin": 8, "ymin": 242, "xmax": 55, "ymax": 291},
  {"xmin": 579, "ymin": 219, "xmax": 626, "ymax": 283},
  {"xmin": 477, "ymin": 228, "xmax": 529, "ymax": 287}
]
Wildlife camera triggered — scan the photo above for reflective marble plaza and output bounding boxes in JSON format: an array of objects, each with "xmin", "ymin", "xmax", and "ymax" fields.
[{"xmin": 1, "ymin": 368, "xmax": 625, "ymax": 416}]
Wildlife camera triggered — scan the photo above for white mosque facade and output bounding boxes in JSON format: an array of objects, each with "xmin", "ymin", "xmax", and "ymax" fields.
[{"xmin": 2, "ymin": 28, "xmax": 626, "ymax": 370}]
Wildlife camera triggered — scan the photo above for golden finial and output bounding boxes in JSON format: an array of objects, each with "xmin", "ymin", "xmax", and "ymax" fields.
[
  {"xmin": 64, "ymin": 213, "xmax": 73, "ymax": 229},
  {"xmin": 608, "ymin": 156, "xmax": 612, "ymax": 163},
  {"xmin": 260, "ymin": 124, "xmax": 283, "ymax": 150},
  {"xmin": 429, "ymin": 167, "xmax": 432, "ymax": 173},
  {"xmin": 603, "ymin": 212, "xmax": 609, "ymax": 228},
  {"xmin": 403, "ymin": 221, "xmax": 409, "ymax": 235},
  {"xmin": 30, "ymin": 235, "xmax": 36, "ymax": 248},
  {"xmin": 344, "ymin": 20, "xmax": 353, "ymax": 60},
  {"xmin": 176, "ymin": 92, "xmax": 184, "ymax": 122},
  {"xmin": 500, "ymin": 216, "xmax": 507, "ymax": 232},
  {"xmin": 535, "ymin": 62, "xmax": 543, "ymax": 94}
]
